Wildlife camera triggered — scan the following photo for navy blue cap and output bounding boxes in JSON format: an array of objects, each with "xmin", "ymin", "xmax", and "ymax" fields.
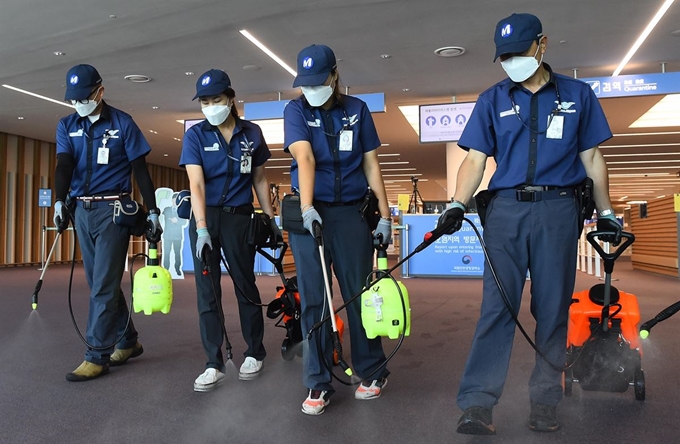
[
  {"xmin": 64, "ymin": 64, "xmax": 102, "ymax": 101},
  {"xmin": 292, "ymin": 44, "xmax": 337, "ymax": 87},
  {"xmin": 493, "ymin": 13, "xmax": 543, "ymax": 61},
  {"xmin": 193, "ymin": 69, "xmax": 232, "ymax": 100}
]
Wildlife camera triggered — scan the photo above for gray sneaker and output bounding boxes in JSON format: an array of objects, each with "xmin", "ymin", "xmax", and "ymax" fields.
[
  {"xmin": 528, "ymin": 402, "xmax": 560, "ymax": 432},
  {"xmin": 457, "ymin": 406, "xmax": 496, "ymax": 435}
]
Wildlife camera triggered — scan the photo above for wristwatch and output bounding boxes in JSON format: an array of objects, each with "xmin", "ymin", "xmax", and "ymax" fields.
[
  {"xmin": 599, "ymin": 209, "xmax": 613, "ymax": 217},
  {"xmin": 149, "ymin": 208, "xmax": 160, "ymax": 215}
]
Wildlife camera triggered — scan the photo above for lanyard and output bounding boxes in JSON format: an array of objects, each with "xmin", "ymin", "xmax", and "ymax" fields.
[{"xmin": 509, "ymin": 78, "xmax": 561, "ymax": 135}]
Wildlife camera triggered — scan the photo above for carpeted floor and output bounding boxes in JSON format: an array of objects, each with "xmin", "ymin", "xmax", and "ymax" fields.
[{"xmin": 1, "ymin": 256, "xmax": 679, "ymax": 444}]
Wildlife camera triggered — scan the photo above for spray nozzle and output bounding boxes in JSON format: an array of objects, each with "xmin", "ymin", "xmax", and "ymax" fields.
[
  {"xmin": 332, "ymin": 331, "xmax": 353, "ymax": 376},
  {"xmin": 414, "ymin": 217, "xmax": 459, "ymax": 253},
  {"xmin": 225, "ymin": 342, "xmax": 233, "ymax": 361}
]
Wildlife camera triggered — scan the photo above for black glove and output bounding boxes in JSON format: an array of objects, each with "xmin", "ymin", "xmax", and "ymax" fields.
[
  {"xmin": 596, "ymin": 213, "xmax": 622, "ymax": 246},
  {"xmin": 437, "ymin": 201, "xmax": 465, "ymax": 235}
]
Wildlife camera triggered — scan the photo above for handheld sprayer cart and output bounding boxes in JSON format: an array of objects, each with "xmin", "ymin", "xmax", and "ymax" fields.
[
  {"xmin": 258, "ymin": 242, "xmax": 345, "ymax": 362},
  {"xmin": 565, "ymin": 230, "xmax": 645, "ymax": 400}
]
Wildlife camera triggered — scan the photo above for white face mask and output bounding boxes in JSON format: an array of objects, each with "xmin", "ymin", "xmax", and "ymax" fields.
[
  {"xmin": 202, "ymin": 105, "xmax": 231, "ymax": 126},
  {"xmin": 71, "ymin": 88, "xmax": 101, "ymax": 117},
  {"xmin": 301, "ymin": 82, "xmax": 334, "ymax": 107},
  {"xmin": 500, "ymin": 44, "xmax": 543, "ymax": 83}
]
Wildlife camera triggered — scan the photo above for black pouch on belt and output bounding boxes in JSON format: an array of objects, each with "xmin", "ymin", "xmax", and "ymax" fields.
[
  {"xmin": 281, "ymin": 194, "xmax": 306, "ymax": 234},
  {"xmin": 360, "ymin": 189, "xmax": 381, "ymax": 231},
  {"xmin": 247, "ymin": 212, "xmax": 274, "ymax": 247},
  {"xmin": 474, "ymin": 190, "xmax": 496, "ymax": 228},
  {"xmin": 112, "ymin": 196, "xmax": 146, "ymax": 236},
  {"xmin": 577, "ymin": 177, "xmax": 595, "ymax": 236}
]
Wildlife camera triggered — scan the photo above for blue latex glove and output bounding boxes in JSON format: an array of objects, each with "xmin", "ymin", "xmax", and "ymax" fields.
[
  {"xmin": 147, "ymin": 211, "xmax": 163, "ymax": 240},
  {"xmin": 270, "ymin": 217, "xmax": 283, "ymax": 243},
  {"xmin": 195, "ymin": 227, "xmax": 212, "ymax": 261},
  {"xmin": 53, "ymin": 201, "xmax": 70, "ymax": 233},
  {"xmin": 596, "ymin": 213, "xmax": 622, "ymax": 246},
  {"xmin": 373, "ymin": 217, "xmax": 392, "ymax": 247},
  {"xmin": 437, "ymin": 201, "xmax": 466, "ymax": 235},
  {"xmin": 302, "ymin": 206, "xmax": 322, "ymax": 235}
]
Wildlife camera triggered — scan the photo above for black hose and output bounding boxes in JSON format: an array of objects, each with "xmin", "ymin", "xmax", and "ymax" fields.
[{"xmin": 640, "ymin": 300, "xmax": 680, "ymax": 337}]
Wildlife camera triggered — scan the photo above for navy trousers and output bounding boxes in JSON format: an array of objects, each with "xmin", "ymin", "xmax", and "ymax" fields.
[
  {"xmin": 188, "ymin": 207, "xmax": 266, "ymax": 372},
  {"xmin": 75, "ymin": 200, "xmax": 138, "ymax": 365},
  {"xmin": 457, "ymin": 192, "xmax": 579, "ymax": 409},
  {"xmin": 289, "ymin": 203, "xmax": 389, "ymax": 393}
]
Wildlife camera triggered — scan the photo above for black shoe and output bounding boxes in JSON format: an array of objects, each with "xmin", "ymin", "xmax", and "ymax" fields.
[
  {"xmin": 109, "ymin": 341, "xmax": 144, "ymax": 367},
  {"xmin": 528, "ymin": 402, "xmax": 561, "ymax": 432},
  {"xmin": 457, "ymin": 406, "xmax": 496, "ymax": 435}
]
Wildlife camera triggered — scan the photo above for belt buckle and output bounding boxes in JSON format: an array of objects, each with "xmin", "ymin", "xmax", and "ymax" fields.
[
  {"xmin": 516, "ymin": 190, "xmax": 539, "ymax": 202},
  {"xmin": 83, "ymin": 199, "xmax": 93, "ymax": 209}
]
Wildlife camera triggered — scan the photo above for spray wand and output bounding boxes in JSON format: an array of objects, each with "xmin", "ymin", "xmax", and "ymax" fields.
[
  {"xmin": 202, "ymin": 244, "xmax": 233, "ymax": 361},
  {"xmin": 312, "ymin": 220, "xmax": 353, "ymax": 377}
]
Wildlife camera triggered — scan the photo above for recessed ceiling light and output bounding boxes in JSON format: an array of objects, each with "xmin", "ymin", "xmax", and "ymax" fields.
[
  {"xmin": 163, "ymin": 153, "xmax": 169, "ymax": 157},
  {"xmin": 402, "ymin": 88, "xmax": 410, "ymax": 92},
  {"xmin": 152, "ymin": 106, "xmax": 159, "ymax": 110},
  {"xmin": 124, "ymin": 75, "xmax": 152, "ymax": 83},
  {"xmin": 17, "ymin": 116, "xmax": 24, "ymax": 120},
  {"xmin": 109, "ymin": 15, "xmax": 117, "ymax": 18},
  {"xmin": 185, "ymin": 71, "xmax": 194, "ymax": 76},
  {"xmin": 380, "ymin": 54, "xmax": 391, "ymax": 59},
  {"xmin": 243, "ymin": 65, "xmax": 261, "ymax": 71},
  {"xmin": 149, "ymin": 130, "xmax": 158, "ymax": 134},
  {"xmin": 53, "ymin": 51, "xmax": 65, "ymax": 56},
  {"xmin": 671, "ymin": 29, "xmax": 680, "ymax": 37},
  {"xmin": 434, "ymin": 46, "xmax": 466, "ymax": 57},
  {"xmin": 173, "ymin": 138, "xmax": 181, "ymax": 141},
  {"xmin": 559, "ymin": 40, "xmax": 567, "ymax": 44}
]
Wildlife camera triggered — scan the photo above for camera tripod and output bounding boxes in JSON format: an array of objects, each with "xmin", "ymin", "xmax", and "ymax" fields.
[{"xmin": 408, "ymin": 177, "xmax": 423, "ymax": 214}]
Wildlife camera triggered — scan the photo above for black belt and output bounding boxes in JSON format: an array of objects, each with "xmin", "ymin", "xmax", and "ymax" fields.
[
  {"xmin": 76, "ymin": 193, "xmax": 129, "ymax": 209},
  {"xmin": 314, "ymin": 199, "xmax": 362, "ymax": 207},
  {"xmin": 221, "ymin": 204, "xmax": 253, "ymax": 215},
  {"xmin": 496, "ymin": 186, "xmax": 576, "ymax": 202}
]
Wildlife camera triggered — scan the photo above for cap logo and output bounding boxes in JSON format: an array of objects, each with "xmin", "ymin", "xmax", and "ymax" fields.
[
  {"xmin": 201, "ymin": 76, "xmax": 211, "ymax": 86},
  {"xmin": 302, "ymin": 57, "xmax": 314, "ymax": 70},
  {"xmin": 501, "ymin": 24, "xmax": 513, "ymax": 38},
  {"xmin": 69, "ymin": 75, "xmax": 79, "ymax": 85}
]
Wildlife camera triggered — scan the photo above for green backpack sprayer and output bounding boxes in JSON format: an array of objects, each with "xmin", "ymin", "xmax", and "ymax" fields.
[
  {"xmin": 361, "ymin": 242, "xmax": 411, "ymax": 340},
  {"xmin": 132, "ymin": 237, "xmax": 173, "ymax": 315}
]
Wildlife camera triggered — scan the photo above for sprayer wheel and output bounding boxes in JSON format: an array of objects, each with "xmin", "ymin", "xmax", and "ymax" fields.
[
  {"xmin": 634, "ymin": 369, "xmax": 646, "ymax": 401},
  {"xmin": 564, "ymin": 368, "xmax": 573, "ymax": 396},
  {"xmin": 281, "ymin": 339, "xmax": 296, "ymax": 361}
]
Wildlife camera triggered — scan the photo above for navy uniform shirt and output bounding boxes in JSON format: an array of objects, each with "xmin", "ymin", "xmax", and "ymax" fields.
[
  {"xmin": 180, "ymin": 118, "xmax": 271, "ymax": 207},
  {"xmin": 283, "ymin": 95, "xmax": 381, "ymax": 203},
  {"xmin": 56, "ymin": 102, "xmax": 151, "ymax": 197},
  {"xmin": 458, "ymin": 64, "xmax": 612, "ymax": 191}
]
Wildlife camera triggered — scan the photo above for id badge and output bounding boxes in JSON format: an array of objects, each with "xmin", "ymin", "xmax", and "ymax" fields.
[
  {"xmin": 97, "ymin": 147, "xmax": 109, "ymax": 164},
  {"xmin": 339, "ymin": 130, "xmax": 353, "ymax": 151},
  {"xmin": 240, "ymin": 152, "xmax": 252, "ymax": 174},
  {"xmin": 546, "ymin": 115, "xmax": 564, "ymax": 140}
]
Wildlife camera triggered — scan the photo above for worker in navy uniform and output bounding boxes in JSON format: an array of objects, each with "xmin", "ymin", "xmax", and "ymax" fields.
[
  {"xmin": 437, "ymin": 14, "xmax": 622, "ymax": 434},
  {"xmin": 284, "ymin": 44, "xmax": 393, "ymax": 415},
  {"xmin": 180, "ymin": 69, "xmax": 280, "ymax": 392},
  {"xmin": 54, "ymin": 64, "xmax": 162, "ymax": 382}
]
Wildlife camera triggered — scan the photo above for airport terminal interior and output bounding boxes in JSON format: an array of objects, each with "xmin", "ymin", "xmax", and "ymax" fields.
[{"xmin": 2, "ymin": 1, "xmax": 680, "ymax": 443}]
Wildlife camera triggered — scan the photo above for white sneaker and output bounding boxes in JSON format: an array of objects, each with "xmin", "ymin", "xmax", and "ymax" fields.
[
  {"xmin": 239, "ymin": 357, "xmax": 263, "ymax": 380},
  {"xmin": 355, "ymin": 378, "xmax": 387, "ymax": 400},
  {"xmin": 301, "ymin": 390, "xmax": 330, "ymax": 415},
  {"xmin": 193, "ymin": 368, "xmax": 226, "ymax": 392}
]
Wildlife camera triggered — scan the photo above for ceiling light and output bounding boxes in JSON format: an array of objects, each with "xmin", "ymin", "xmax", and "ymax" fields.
[
  {"xmin": 629, "ymin": 94, "xmax": 680, "ymax": 128},
  {"xmin": 124, "ymin": 75, "xmax": 152, "ymax": 83},
  {"xmin": 2, "ymin": 84, "xmax": 74, "ymax": 108},
  {"xmin": 163, "ymin": 153, "xmax": 169, "ymax": 157},
  {"xmin": 381, "ymin": 168, "xmax": 416, "ymax": 171},
  {"xmin": 109, "ymin": 15, "xmax": 117, "ymax": 18},
  {"xmin": 434, "ymin": 46, "xmax": 466, "ymax": 57},
  {"xmin": 380, "ymin": 54, "xmax": 391, "ymax": 59},
  {"xmin": 243, "ymin": 65, "xmax": 261, "ymax": 71},
  {"xmin": 398, "ymin": 105, "xmax": 419, "ymax": 135},
  {"xmin": 266, "ymin": 157, "xmax": 291, "ymax": 161},
  {"xmin": 379, "ymin": 161, "xmax": 409, "ymax": 165},
  {"xmin": 17, "ymin": 116, "xmax": 24, "ymax": 120},
  {"xmin": 607, "ymin": 160, "xmax": 680, "ymax": 164},
  {"xmin": 600, "ymin": 142, "xmax": 680, "ymax": 148},
  {"xmin": 239, "ymin": 30, "xmax": 296, "ymax": 77},
  {"xmin": 152, "ymin": 106, "xmax": 159, "ymax": 110},
  {"xmin": 619, "ymin": 196, "xmax": 629, "ymax": 200},
  {"xmin": 626, "ymin": 200, "xmax": 648, "ymax": 204},
  {"xmin": 382, "ymin": 174, "xmax": 422, "ymax": 177},
  {"xmin": 656, "ymin": 195, "xmax": 667, "ymax": 198},
  {"xmin": 604, "ymin": 152, "xmax": 680, "ymax": 157},
  {"xmin": 149, "ymin": 130, "xmax": 158, "ymax": 134},
  {"xmin": 380, "ymin": 143, "xmax": 390, "ymax": 147},
  {"xmin": 609, "ymin": 166, "xmax": 680, "ymax": 170},
  {"xmin": 53, "ymin": 51, "xmax": 65, "ymax": 56},
  {"xmin": 173, "ymin": 137, "xmax": 181, "ymax": 141},
  {"xmin": 612, "ymin": 0, "xmax": 675, "ymax": 76},
  {"xmin": 378, "ymin": 153, "xmax": 400, "ymax": 157},
  {"xmin": 402, "ymin": 88, "xmax": 410, "ymax": 92},
  {"xmin": 384, "ymin": 179, "xmax": 428, "ymax": 183},
  {"xmin": 613, "ymin": 130, "xmax": 680, "ymax": 136},
  {"xmin": 185, "ymin": 72, "xmax": 194, "ymax": 76},
  {"xmin": 264, "ymin": 165, "xmax": 290, "ymax": 169},
  {"xmin": 609, "ymin": 173, "xmax": 670, "ymax": 177}
]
